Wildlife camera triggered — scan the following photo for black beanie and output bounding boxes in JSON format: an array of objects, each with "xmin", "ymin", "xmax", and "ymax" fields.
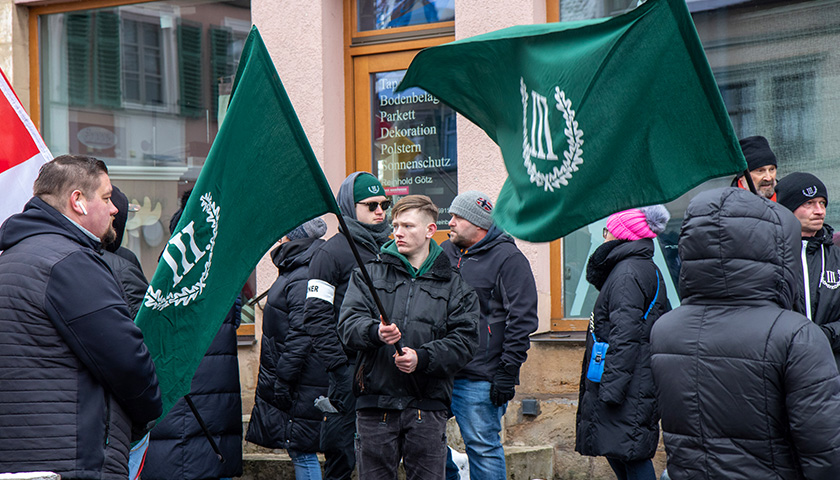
[
  {"xmin": 739, "ymin": 136, "xmax": 777, "ymax": 171},
  {"xmin": 775, "ymin": 172, "xmax": 828, "ymax": 212}
]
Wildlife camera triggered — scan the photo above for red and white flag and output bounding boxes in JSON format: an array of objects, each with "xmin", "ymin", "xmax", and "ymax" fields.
[{"xmin": 0, "ymin": 67, "xmax": 52, "ymax": 225}]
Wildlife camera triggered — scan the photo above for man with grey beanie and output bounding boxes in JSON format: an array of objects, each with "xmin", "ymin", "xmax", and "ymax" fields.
[
  {"xmin": 776, "ymin": 172, "xmax": 840, "ymax": 369},
  {"xmin": 441, "ymin": 190, "xmax": 539, "ymax": 480}
]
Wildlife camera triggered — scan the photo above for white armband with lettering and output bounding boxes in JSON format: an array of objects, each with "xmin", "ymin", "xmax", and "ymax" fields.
[{"xmin": 306, "ymin": 279, "xmax": 336, "ymax": 304}]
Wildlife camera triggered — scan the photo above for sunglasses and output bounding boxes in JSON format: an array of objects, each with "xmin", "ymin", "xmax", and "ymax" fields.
[
  {"xmin": 357, "ymin": 200, "xmax": 392, "ymax": 212},
  {"xmin": 602, "ymin": 227, "xmax": 609, "ymax": 239}
]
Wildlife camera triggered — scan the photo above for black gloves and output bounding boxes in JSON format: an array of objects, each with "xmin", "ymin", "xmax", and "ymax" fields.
[
  {"xmin": 274, "ymin": 379, "xmax": 293, "ymax": 411},
  {"xmin": 328, "ymin": 364, "xmax": 355, "ymax": 414},
  {"xmin": 489, "ymin": 362, "xmax": 518, "ymax": 407}
]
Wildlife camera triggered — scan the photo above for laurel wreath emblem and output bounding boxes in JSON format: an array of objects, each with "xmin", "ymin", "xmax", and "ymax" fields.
[
  {"xmin": 144, "ymin": 192, "xmax": 219, "ymax": 311},
  {"xmin": 520, "ymin": 78, "xmax": 584, "ymax": 192}
]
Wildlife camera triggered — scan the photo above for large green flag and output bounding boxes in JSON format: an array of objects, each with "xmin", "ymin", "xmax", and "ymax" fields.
[
  {"xmin": 135, "ymin": 26, "xmax": 340, "ymax": 419},
  {"xmin": 397, "ymin": 0, "xmax": 746, "ymax": 242}
]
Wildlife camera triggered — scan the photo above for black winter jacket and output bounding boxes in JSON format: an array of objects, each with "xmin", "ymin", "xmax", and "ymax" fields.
[
  {"xmin": 798, "ymin": 224, "xmax": 840, "ymax": 369},
  {"xmin": 651, "ymin": 187, "xmax": 840, "ymax": 480},
  {"xmin": 0, "ymin": 197, "xmax": 162, "ymax": 480},
  {"xmin": 102, "ymin": 250, "xmax": 148, "ymax": 318},
  {"xmin": 142, "ymin": 297, "xmax": 243, "ymax": 480},
  {"xmin": 575, "ymin": 238, "xmax": 669, "ymax": 461},
  {"xmin": 247, "ymin": 237, "xmax": 328, "ymax": 452},
  {"xmin": 338, "ymin": 247, "xmax": 479, "ymax": 411},
  {"xmin": 441, "ymin": 226, "xmax": 538, "ymax": 381}
]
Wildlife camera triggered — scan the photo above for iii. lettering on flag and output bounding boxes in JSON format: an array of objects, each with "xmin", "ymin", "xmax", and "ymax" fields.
[{"xmin": 520, "ymin": 77, "xmax": 584, "ymax": 192}]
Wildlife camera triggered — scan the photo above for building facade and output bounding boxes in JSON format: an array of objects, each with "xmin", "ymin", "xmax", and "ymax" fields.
[{"xmin": 1, "ymin": 0, "xmax": 838, "ymax": 476}]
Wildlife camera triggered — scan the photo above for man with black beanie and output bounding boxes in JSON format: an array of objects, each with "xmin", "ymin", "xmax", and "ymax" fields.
[
  {"xmin": 776, "ymin": 172, "xmax": 840, "ymax": 369},
  {"xmin": 731, "ymin": 135, "xmax": 778, "ymax": 200}
]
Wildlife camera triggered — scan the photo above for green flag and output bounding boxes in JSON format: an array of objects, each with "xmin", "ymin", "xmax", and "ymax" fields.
[
  {"xmin": 135, "ymin": 26, "xmax": 340, "ymax": 419},
  {"xmin": 397, "ymin": 0, "xmax": 746, "ymax": 242}
]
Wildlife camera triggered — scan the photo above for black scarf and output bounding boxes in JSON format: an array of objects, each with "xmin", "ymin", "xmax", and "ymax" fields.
[{"xmin": 342, "ymin": 216, "xmax": 391, "ymax": 254}]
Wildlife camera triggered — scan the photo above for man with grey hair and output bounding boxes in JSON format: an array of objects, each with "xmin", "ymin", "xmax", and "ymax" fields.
[
  {"xmin": 442, "ymin": 190, "xmax": 539, "ymax": 480},
  {"xmin": 0, "ymin": 154, "xmax": 162, "ymax": 480}
]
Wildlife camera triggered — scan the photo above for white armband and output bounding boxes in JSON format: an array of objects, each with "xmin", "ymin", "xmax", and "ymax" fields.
[{"xmin": 306, "ymin": 279, "xmax": 336, "ymax": 304}]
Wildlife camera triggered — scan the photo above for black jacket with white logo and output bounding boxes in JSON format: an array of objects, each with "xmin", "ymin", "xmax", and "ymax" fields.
[{"xmin": 798, "ymin": 224, "xmax": 840, "ymax": 369}]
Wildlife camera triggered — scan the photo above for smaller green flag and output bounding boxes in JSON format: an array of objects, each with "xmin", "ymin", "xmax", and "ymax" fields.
[
  {"xmin": 135, "ymin": 26, "xmax": 340, "ymax": 419},
  {"xmin": 398, "ymin": 0, "xmax": 746, "ymax": 242}
]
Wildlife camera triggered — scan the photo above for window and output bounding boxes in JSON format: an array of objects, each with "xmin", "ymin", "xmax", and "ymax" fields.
[
  {"xmin": 122, "ymin": 18, "xmax": 164, "ymax": 105},
  {"xmin": 36, "ymin": 0, "xmax": 251, "ymax": 278},
  {"xmin": 357, "ymin": 0, "xmax": 455, "ymax": 31}
]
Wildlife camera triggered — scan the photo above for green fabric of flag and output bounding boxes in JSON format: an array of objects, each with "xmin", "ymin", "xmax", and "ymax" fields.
[
  {"xmin": 397, "ymin": 0, "xmax": 746, "ymax": 242},
  {"xmin": 135, "ymin": 26, "xmax": 340, "ymax": 420}
]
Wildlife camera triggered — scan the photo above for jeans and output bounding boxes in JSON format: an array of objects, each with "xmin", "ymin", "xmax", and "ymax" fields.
[
  {"xmin": 321, "ymin": 396, "xmax": 356, "ymax": 480},
  {"xmin": 445, "ymin": 379, "xmax": 507, "ymax": 480},
  {"xmin": 356, "ymin": 408, "xmax": 448, "ymax": 480},
  {"xmin": 606, "ymin": 457, "xmax": 656, "ymax": 480},
  {"xmin": 288, "ymin": 449, "xmax": 323, "ymax": 480}
]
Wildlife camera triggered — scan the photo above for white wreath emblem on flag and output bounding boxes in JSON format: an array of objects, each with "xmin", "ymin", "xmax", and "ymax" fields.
[
  {"xmin": 520, "ymin": 77, "xmax": 584, "ymax": 192},
  {"xmin": 144, "ymin": 192, "xmax": 219, "ymax": 311}
]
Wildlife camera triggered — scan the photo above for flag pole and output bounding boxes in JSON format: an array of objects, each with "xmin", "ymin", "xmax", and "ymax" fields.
[
  {"xmin": 741, "ymin": 169, "xmax": 758, "ymax": 194},
  {"xmin": 334, "ymin": 213, "xmax": 405, "ymax": 356}
]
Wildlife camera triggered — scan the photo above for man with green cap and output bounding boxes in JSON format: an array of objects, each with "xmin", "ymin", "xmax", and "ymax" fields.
[{"xmin": 303, "ymin": 171, "xmax": 391, "ymax": 480}]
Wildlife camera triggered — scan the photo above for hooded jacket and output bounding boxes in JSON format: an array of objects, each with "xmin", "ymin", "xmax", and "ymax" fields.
[
  {"xmin": 441, "ymin": 226, "xmax": 538, "ymax": 381},
  {"xmin": 338, "ymin": 242, "xmax": 479, "ymax": 411},
  {"xmin": 651, "ymin": 187, "xmax": 840, "ymax": 480},
  {"xmin": 247, "ymin": 237, "xmax": 328, "ymax": 452},
  {"xmin": 798, "ymin": 224, "xmax": 840, "ymax": 369},
  {"xmin": 574, "ymin": 237, "xmax": 669, "ymax": 462},
  {"xmin": 0, "ymin": 197, "xmax": 162, "ymax": 480},
  {"xmin": 303, "ymin": 172, "xmax": 391, "ymax": 372}
]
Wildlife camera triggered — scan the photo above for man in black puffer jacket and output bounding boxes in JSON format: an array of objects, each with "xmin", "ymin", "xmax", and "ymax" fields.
[
  {"xmin": 775, "ymin": 172, "xmax": 840, "ymax": 370},
  {"xmin": 0, "ymin": 155, "xmax": 162, "ymax": 480},
  {"xmin": 338, "ymin": 195, "xmax": 478, "ymax": 480},
  {"xmin": 651, "ymin": 187, "xmax": 840, "ymax": 480}
]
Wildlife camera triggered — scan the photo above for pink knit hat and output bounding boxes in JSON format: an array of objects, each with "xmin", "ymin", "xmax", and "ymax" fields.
[{"xmin": 606, "ymin": 208, "xmax": 656, "ymax": 241}]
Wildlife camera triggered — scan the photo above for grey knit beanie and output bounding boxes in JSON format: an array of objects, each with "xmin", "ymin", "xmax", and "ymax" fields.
[
  {"xmin": 287, "ymin": 218, "xmax": 327, "ymax": 241},
  {"xmin": 449, "ymin": 190, "xmax": 494, "ymax": 230}
]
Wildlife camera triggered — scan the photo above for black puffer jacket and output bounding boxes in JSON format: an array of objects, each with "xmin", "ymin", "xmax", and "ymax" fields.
[
  {"xmin": 247, "ymin": 237, "xmax": 328, "ymax": 452},
  {"xmin": 441, "ymin": 226, "xmax": 539, "ymax": 381},
  {"xmin": 338, "ymin": 245, "xmax": 479, "ymax": 411},
  {"xmin": 651, "ymin": 187, "xmax": 840, "ymax": 480},
  {"xmin": 142, "ymin": 297, "xmax": 243, "ymax": 480},
  {"xmin": 575, "ymin": 237, "xmax": 669, "ymax": 461},
  {"xmin": 798, "ymin": 224, "xmax": 840, "ymax": 369},
  {"xmin": 0, "ymin": 197, "xmax": 161, "ymax": 480}
]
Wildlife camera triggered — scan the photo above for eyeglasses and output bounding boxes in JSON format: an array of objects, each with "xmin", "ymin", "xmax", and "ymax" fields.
[
  {"xmin": 602, "ymin": 227, "xmax": 609, "ymax": 239},
  {"xmin": 357, "ymin": 200, "xmax": 392, "ymax": 212}
]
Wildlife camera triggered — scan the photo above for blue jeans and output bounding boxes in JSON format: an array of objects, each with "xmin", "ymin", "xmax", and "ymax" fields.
[
  {"xmin": 288, "ymin": 449, "xmax": 323, "ymax": 480},
  {"xmin": 356, "ymin": 408, "xmax": 448, "ymax": 480},
  {"xmin": 445, "ymin": 379, "xmax": 507, "ymax": 480},
  {"xmin": 606, "ymin": 457, "xmax": 656, "ymax": 480}
]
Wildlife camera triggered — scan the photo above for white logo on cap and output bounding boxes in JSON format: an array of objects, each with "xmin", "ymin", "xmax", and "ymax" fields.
[
  {"xmin": 803, "ymin": 186, "xmax": 818, "ymax": 197},
  {"xmin": 368, "ymin": 185, "xmax": 380, "ymax": 194}
]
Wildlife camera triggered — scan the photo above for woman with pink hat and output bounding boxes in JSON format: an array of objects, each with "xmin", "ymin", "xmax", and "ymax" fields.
[{"xmin": 575, "ymin": 205, "xmax": 671, "ymax": 480}]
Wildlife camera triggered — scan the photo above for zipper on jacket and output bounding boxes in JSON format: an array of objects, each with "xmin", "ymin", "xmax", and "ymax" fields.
[
  {"xmin": 403, "ymin": 278, "xmax": 416, "ymax": 322},
  {"xmin": 104, "ymin": 394, "xmax": 111, "ymax": 446}
]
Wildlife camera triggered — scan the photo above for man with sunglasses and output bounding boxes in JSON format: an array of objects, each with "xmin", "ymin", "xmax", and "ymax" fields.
[{"xmin": 303, "ymin": 171, "xmax": 391, "ymax": 480}]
